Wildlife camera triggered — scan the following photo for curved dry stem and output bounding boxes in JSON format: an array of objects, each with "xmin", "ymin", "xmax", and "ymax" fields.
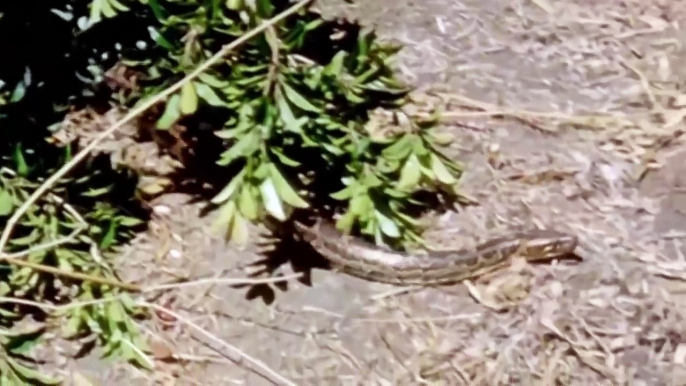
[{"xmin": 138, "ymin": 301, "xmax": 298, "ymax": 386}]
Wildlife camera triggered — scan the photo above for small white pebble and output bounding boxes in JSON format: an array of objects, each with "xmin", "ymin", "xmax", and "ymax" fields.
[
  {"xmin": 153, "ymin": 205, "xmax": 172, "ymax": 215},
  {"xmin": 604, "ymin": 237, "xmax": 620, "ymax": 247},
  {"xmin": 435, "ymin": 17, "xmax": 446, "ymax": 34},
  {"xmin": 674, "ymin": 344, "xmax": 686, "ymax": 364},
  {"xmin": 610, "ymin": 335, "xmax": 636, "ymax": 351},
  {"xmin": 599, "ymin": 163, "xmax": 621, "ymax": 183},
  {"xmin": 549, "ymin": 281, "xmax": 564, "ymax": 297},
  {"xmin": 587, "ymin": 297, "xmax": 608, "ymax": 308},
  {"xmin": 168, "ymin": 249, "xmax": 182, "ymax": 260}
]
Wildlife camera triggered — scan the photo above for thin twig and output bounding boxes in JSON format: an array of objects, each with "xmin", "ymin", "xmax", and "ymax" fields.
[
  {"xmin": 2, "ymin": 255, "xmax": 143, "ymax": 292},
  {"xmin": 1, "ymin": 254, "xmax": 304, "ymax": 294},
  {"xmin": 3, "ymin": 193, "xmax": 88, "ymax": 259},
  {"xmin": 0, "ymin": 294, "xmax": 126, "ymax": 311},
  {"xmin": 0, "ymin": 0, "xmax": 315, "ymax": 256},
  {"xmin": 263, "ymin": 25, "xmax": 281, "ymax": 96},
  {"xmin": 620, "ymin": 59, "xmax": 663, "ymax": 113},
  {"xmin": 139, "ymin": 301, "xmax": 298, "ymax": 386},
  {"xmin": 3, "ymin": 227, "xmax": 84, "ymax": 259},
  {"xmin": 430, "ymin": 92, "xmax": 644, "ymax": 126},
  {"xmin": 349, "ymin": 312, "xmax": 482, "ymax": 324},
  {"xmin": 143, "ymin": 272, "xmax": 304, "ymax": 292}
]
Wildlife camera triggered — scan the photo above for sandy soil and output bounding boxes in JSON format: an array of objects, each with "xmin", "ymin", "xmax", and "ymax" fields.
[{"xmin": 56, "ymin": 0, "xmax": 686, "ymax": 384}]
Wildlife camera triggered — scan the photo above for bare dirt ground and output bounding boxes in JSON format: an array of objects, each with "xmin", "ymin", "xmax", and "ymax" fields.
[{"xmin": 59, "ymin": 0, "xmax": 686, "ymax": 384}]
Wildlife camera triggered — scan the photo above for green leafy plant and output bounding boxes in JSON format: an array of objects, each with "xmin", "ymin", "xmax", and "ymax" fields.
[
  {"xmin": 0, "ymin": 326, "xmax": 61, "ymax": 385},
  {"xmin": 111, "ymin": 0, "xmax": 462, "ymax": 246},
  {"xmin": 0, "ymin": 0, "xmax": 157, "ymax": 380},
  {"xmin": 0, "ymin": 153, "xmax": 149, "ymax": 380}
]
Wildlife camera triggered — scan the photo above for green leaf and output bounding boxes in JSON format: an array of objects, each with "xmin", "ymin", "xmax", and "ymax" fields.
[
  {"xmin": 101, "ymin": 0, "xmax": 117, "ymax": 18},
  {"xmin": 362, "ymin": 171, "xmax": 384, "ymax": 188},
  {"xmin": 123, "ymin": 338, "xmax": 154, "ymax": 371},
  {"xmin": 374, "ymin": 226, "xmax": 384, "ymax": 245},
  {"xmin": 119, "ymin": 293, "xmax": 138, "ymax": 312},
  {"xmin": 212, "ymin": 200, "xmax": 236, "ymax": 233},
  {"xmin": 118, "ymin": 216, "xmax": 144, "ymax": 227},
  {"xmin": 430, "ymin": 153, "xmax": 457, "ymax": 184},
  {"xmin": 304, "ymin": 19, "xmax": 324, "ymax": 31},
  {"xmin": 0, "ymin": 189, "xmax": 13, "ymax": 216},
  {"xmin": 6, "ymin": 356, "xmax": 61, "ymax": 385},
  {"xmin": 5, "ymin": 327, "xmax": 45, "ymax": 355},
  {"xmin": 275, "ymin": 89, "xmax": 302, "ymax": 133},
  {"xmin": 281, "ymin": 83, "xmax": 321, "ymax": 113},
  {"xmin": 253, "ymin": 162, "xmax": 269, "ymax": 180},
  {"xmin": 238, "ymin": 186, "xmax": 259, "ymax": 220},
  {"xmin": 195, "ymin": 82, "xmax": 225, "ymax": 107},
  {"xmin": 156, "ymin": 94, "xmax": 181, "ymax": 130},
  {"xmin": 211, "ymin": 168, "xmax": 245, "ymax": 204},
  {"xmin": 412, "ymin": 138, "xmax": 431, "ymax": 156},
  {"xmin": 349, "ymin": 195, "xmax": 373, "ymax": 218},
  {"xmin": 9, "ymin": 229, "xmax": 40, "ymax": 246},
  {"xmin": 383, "ymin": 186, "xmax": 410, "ymax": 199},
  {"xmin": 215, "ymin": 120, "xmax": 252, "ymax": 140},
  {"xmin": 336, "ymin": 211, "xmax": 356, "ymax": 234},
  {"xmin": 255, "ymin": 0, "xmax": 274, "ymax": 17},
  {"xmin": 229, "ymin": 212, "xmax": 249, "ymax": 245},
  {"xmin": 107, "ymin": 302, "xmax": 125, "ymax": 324},
  {"xmin": 0, "ymin": 307, "xmax": 17, "ymax": 318},
  {"xmin": 89, "ymin": 0, "xmax": 103, "ymax": 22},
  {"xmin": 217, "ymin": 131, "xmax": 259, "ymax": 166},
  {"xmin": 395, "ymin": 211, "xmax": 422, "ymax": 228},
  {"xmin": 100, "ymin": 220, "xmax": 118, "ymax": 249},
  {"xmin": 417, "ymin": 154, "xmax": 435, "ymax": 179},
  {"xmin": 325, "ymin": 51, "xmax": 347, "ymax": 78},
  {"xmin": 382, "ymin": 134, "xmax": 414, "ymax": 160},
  {"xmin": 198, "ymin": 72, "xmax": 230, "ymax": 88},
  {"xmin": 344, "ymin": 89, "xmax": 366, "ymax": 104},
  {"xmin": 226, "ymin": 0, "xmax": 245, "ymax": 11},
  {"xmin": 260, "ymin": 178, "xmax": 286, "ymax": 221},
  {"xmin": 270, "ymin": 147, "xmax": 300, "ymax": 167},
  {"xmin": 148, "ymin": 27, "xmax": 174, "ymax": 50},
  {"xmin": 429, "ymin": 131, "xmax": 453, "ymax": 146},
  {"xmin": 375, "ymin": 211, "xmax": 400, "ymax": 238},
  {"xmin": 330, "ymin": 182, "xmax": 359, "ymax": 201},
  {"xmin": 396, "ymin": 154, "xmax": 422, "ymax": 191},
  {"xmin": 10, "ymin": 81, "xmax": 26, "ymax": 103},
  {"xmin": 82, "ymin": 186, "xmax": 111, "ymax": 197},
  {"xmin": 147, "ymin": 0, "xmax": 168, "ymax": 20},
  {"xmin": 268, "ymin": 164, "xmax": 308, "ymax": 209},
  {"xmin": 13, "ymin": 145, "xmax": 28, "ymax": 176},
  {"xmin": 109, "ymin": 0, "xmax": 130, "ymax": 12},
  {"xmin": 357, "ymin": 31, "xmax": 373, "ymax": 57},
  {"xmin": 355, "ymin": 65, "xmax": 381, "ymax": 85},
  {"xmin": 180, "ymin": 82, "xmax": 199, "ymax": 115}
]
